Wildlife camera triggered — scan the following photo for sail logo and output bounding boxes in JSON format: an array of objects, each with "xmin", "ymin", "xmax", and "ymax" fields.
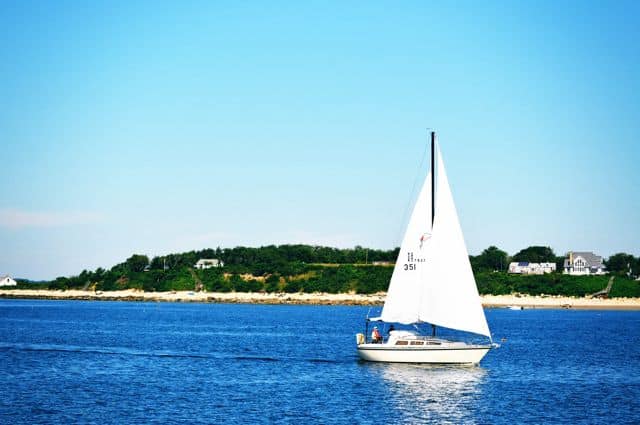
[{"xmin": 419, "ymin": 232, "xmax": 431, "ymax": 248}]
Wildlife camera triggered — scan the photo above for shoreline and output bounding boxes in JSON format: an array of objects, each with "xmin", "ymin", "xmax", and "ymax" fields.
[
  {"xmin": 480, "ymin": 294, "xmax": 640, "ymax": 310},
  {"xmin": 1, "ymin": 289, "xmax": 640, "ymax": 310}
]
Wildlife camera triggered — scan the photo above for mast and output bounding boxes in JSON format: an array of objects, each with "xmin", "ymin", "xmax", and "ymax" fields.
[
  {"xmin": 431, "ymin": 131, "xmax": 435, "ymax": 226},
  {"xmin": 430, "ymin": 131, "xmax": 436, "ymax": 337}
]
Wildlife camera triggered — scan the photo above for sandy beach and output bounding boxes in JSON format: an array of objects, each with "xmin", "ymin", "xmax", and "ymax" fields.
[
  {"xmin": 1, "ymin": 289, "xmax": 639, "ymax": 309},
  {"xmin": 480, "ymin": 294, "xmax": 640, "ymax": 310}
]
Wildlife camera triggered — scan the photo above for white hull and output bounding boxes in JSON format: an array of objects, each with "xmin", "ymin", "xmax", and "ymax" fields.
[{"xmin": 357, "ymin": 342, "xmax": 491, "ymax": 364}]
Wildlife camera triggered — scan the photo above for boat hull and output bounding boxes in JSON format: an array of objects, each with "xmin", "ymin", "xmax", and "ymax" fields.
[{"xmin": 357, "ymin": 343, "xmax": 491, "ymax": 364}]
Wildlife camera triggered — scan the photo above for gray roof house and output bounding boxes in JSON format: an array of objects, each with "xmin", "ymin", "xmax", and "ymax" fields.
[
  {"xmin": 194, "ymin": 259, "xmax": 224, "ymax": 269},
  {"xmin": 509, "ymin": 262, "xmax": 556, "ymax": 274},
  {"xmin": 563, "ymin": 252, "xmax": 606, "ymax": 275}
]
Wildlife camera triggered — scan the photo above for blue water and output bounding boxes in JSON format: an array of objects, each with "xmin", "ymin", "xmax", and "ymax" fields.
[{"xmin": 1, "ymin": 300, "xmax": 639, "ymax": 424}]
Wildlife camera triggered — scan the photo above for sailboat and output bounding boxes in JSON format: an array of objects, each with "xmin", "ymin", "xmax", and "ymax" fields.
[{"xmin": 356, "ymin": 132, "xmax": 495, "ymax": 364}]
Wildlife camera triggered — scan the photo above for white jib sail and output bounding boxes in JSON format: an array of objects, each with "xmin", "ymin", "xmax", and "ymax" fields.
[
  {"xmin": 380, "ymin": 171, "xmax": 433, "ymax": 324},
  {"xmin": 418, "ymin": 149, "xmax": 491, "ymax": 337}
]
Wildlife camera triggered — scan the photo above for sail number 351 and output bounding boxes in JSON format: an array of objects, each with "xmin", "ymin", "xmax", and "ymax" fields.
[{"xmin": 404, "ymin": 252, "xmax": 416, "ymax": 271}]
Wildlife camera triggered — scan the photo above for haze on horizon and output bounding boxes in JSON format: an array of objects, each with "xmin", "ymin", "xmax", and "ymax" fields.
[{"xmin": 1, "ymin": 1, "xmax": 638, "ymax": 280}]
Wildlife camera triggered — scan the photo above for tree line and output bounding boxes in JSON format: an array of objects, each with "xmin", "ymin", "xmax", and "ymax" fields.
[{"xmin": 16, "ymin": 244, "xmax": 640, "ymax": 297}]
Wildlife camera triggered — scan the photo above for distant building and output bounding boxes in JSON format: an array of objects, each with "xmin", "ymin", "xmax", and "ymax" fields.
[
  {"xmin": 194, "ymin": 259, "xmax": 224, "ymax": 269},
  {"xmin": 508, "ymin": 262, "xmax": 556, "ymax": 275},
  {"xmin": 563, "ymin": 252, "xmax": 606, "ymax": 275},
  {"xmin": 0, "ymin": 276, "xmax": 17, "ymax": 286}
]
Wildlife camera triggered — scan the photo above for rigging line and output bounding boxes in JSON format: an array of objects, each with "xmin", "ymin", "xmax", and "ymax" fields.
[{"xmin": 394, "ymin": 131, "xmax": 431, "ymax": 250}]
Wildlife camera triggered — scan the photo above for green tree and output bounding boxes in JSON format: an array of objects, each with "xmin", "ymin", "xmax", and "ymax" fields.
[
  {"xmin": 554, "ymin": 256, "xmax": 566, "ymax": 273},
  {"xmin": 49, "ymin": 277, "xmax": 69, "ymax": 290},
  {"xmin": 284, "ymin": 279, "xmax": 302, "ymax": 293},
  {"xmin": 235, "ymin": 277, "xmax": 263, "ymax": 292},
  {"xmin": 229, "ymin": 274, "xmax": 244, "ymax": 291},
  {"xmin": 605, "ymin": 253, "xmax": 637, "ymax": 275},
  {"xmin": 265, "ymin": 274, "xmax": 282, "ymax": 292},
  {"xmin": 125, "ymin": 254, "xmax": 150, "ymax": 273},
  {"xmin": 512, "ymin": 246, "xmax": 556, "ymax": 263},
  {"xmin": 471, "ymin": 246, "xmax": 509, "ymax": 272}
]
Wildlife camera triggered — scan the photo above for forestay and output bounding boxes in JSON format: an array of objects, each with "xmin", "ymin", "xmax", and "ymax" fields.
[{"xmin": 379, "ymin": 171, "xmax": 432, "ymax": 324}]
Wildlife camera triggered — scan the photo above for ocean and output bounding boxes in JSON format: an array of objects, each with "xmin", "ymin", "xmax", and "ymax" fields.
[{"xmin": 1, "ymin": 299, "xmax": 639, "ymax": 424}]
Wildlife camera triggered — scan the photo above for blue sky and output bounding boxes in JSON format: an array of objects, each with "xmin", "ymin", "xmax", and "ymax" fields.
[{"xmin": 1, "ymin": 1, "xmax": 638, "ymax": 279}]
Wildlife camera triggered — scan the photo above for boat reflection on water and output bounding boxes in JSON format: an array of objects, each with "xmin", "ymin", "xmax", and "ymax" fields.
[{"xmin": 377, "ymin": 363, "xmax": 486, "ymax": 423}]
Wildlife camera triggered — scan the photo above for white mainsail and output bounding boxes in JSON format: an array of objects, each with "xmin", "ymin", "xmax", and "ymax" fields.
[{"xmin": 380, "ymin": 147, "xmax": 490, "ymax": 338}]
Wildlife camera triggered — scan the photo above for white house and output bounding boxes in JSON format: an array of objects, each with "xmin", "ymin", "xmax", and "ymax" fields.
[
  {"xmin": 563, "ymin": 252, "xmax": 606, "ymax": 275},
  {"xmin": 194, "ymin": 259, "xmax": 224, "ymax": 269},
  {"xmin": 508, "ymin": 262, "xmax": 556, "ymax": 275},
  {"xmin": 0, "ymin": 275, "xmax": 17, "ymax": 286}
]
